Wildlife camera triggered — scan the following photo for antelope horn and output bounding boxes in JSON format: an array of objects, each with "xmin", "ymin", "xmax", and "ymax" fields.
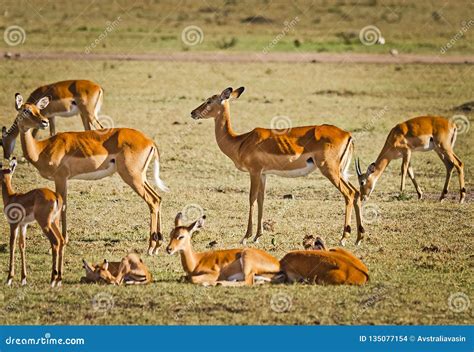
[{"xmin": 355, "ymin": 158, "xmax": 362, "ymax": 177}]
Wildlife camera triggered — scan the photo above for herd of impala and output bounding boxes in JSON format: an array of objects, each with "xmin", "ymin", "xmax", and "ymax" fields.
[{"xmin": 0, "ymin": 80, "xmax": 465, "ymax": 287}]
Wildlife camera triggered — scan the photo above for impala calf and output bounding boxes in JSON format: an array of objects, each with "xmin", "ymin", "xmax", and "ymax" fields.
[
  {"xmin": 0, "ymin": 80, "xmax": 104, "ymax": 151},
  {"xmin": 82, "ymin": 253, "xmax": 152, "ymax": 285},
  {"xmin": 1, "ymin": 93, "xmax": 168, "ymax": 255},
  {"xmin": 191, "ymin": 87, "xmax": 364, "ymax": 246},
  {"xmin": 356, "ymin": 116, "xmax": 465, "ymax": 203},
  {"xmin": 280, "ymin": 236, "xmax": 369, "ymax": 285},
  {"xmin": 166, "ymin": 213, "xmax": 281, "ymax": 286},
  {"xmin": 1, "ymin": 158, "xmax": 64, "ymax": 287}
]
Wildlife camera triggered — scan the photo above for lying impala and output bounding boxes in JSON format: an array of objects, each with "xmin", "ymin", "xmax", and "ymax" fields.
[
  {"xmin": 1, "ymin": 93, "xmax": 168, "ymax": 255},
  {"xmin": 1, "ymin": 80, "xmax": 103, "ymax": 154},
  {"xmin": 82, "ymin": 253, "xmax": 152, "ymax": 285},
  {"xmin": 280, "ymin": 235, "xmax": 369, "ymax": 285},
  {"xmin": 166, "ymin": 213, "xmax": 281, "ymax": 286},
  {"xmin": 191, "ymin": 87, "xmax": 364, "ymax": 246},
  {"xmin": 356, "ymin": 116, "xmax": 465, "ymax": 203},
  {"xmin": 1, "ymin": 158, "xmax": 64, "ymax": 287}
]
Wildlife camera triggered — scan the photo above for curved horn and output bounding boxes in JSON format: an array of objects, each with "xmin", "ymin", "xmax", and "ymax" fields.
[{"xmin": 355, "ymin": 158, "xmax": 362, "ymax": 176}]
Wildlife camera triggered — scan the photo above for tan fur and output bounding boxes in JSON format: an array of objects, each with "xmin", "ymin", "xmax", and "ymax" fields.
[
  {"xmin": 191, "ymin": 87, "xmax": 364, "ymax": 246},
  {"xmin": 357, "ymin": 116, "xmax": 465, "ymax": 203},
  {"xmin": 166, "ymin": 213, "xmax": 281, "ymax": 286},
  {"xmin": 1, "ymin": 159, "xmax": 64, "ymax": 287}
]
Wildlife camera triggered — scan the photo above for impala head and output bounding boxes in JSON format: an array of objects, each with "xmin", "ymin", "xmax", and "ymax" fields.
[
  {"xmin": 0, "ymin": 157, "xmax": 17, "ymax": 183},
  {"xmin": 302, "ymin": 235, "xmax": 327, "ymax": 250},
  {"xmin": 82, "ymin": 259, "xmax": 116, "ymax": 284},
  {"xmin": 166, "ymin": 212, "xmax": 206, "ymax": 255},
  {"xmin": 355, "ymin": 158, "xmax": 377, "ymax": 201},
  {"xmin": 1, "ymin": 94, "xmax": 50, "ymax": 159},
  {"xmin": 190, "ymin": 87, "xmax": 245, "ymax": 120}
]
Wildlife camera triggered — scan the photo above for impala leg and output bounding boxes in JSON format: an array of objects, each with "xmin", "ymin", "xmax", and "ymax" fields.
[
  {"xmin": 48, "ymin": 116, "xmax": 56, "ymax": 136},
  {"xmin": 78, "ymin": 104, "xmax": 102, "ymax": 130},
  {"xmin": 400, "ymin": 150, "xmax": 411, "ymax": 195},
  {"xmin": 438, "ymin": 149, "xmax": 466, "ymax": 203},
  {"xmin": 54, "ymin": 178, "xmax": 68, "ymax": 244},
  {"xmin": 42, "ymin": 224, "xmax": 60, "ymax": 287},
  {"xmin": 7, "ymin": 225, "xmax": 19, "ymax": 286},
  {"xmin": 407, "ymin": 163, "xmax": 423, "ymax": 199},
  {"xmin": 347, "ymin": 181, "xmax": 365, "ymax": 245},
  {"xmin": 320, "ymin": 168, "xmax": 356, "ymax": 246},
  {"xmin": 241, "ymin": 172, "xmax": 261, "ymax": 245},
  {"xmin": 189, "ymin": 272, "xmax": 219, "ymax": 286},
  {"xmin": 451, "ymin": 153, "xmax": 466, "ymax": 203},
  {"xmin": 51, "ymin": 221, "xmax": 65, "ymax": 287},
  {"xmin": 144, "ymin": 181, "xmax": 163, "ymax": 254},
  {"xmin": 19, "ymin": 225, "xmax": 27, "ymax": 286},
  {"xmin": 253, "ymin": 174, "xmax": 266, "ymax": 243}
]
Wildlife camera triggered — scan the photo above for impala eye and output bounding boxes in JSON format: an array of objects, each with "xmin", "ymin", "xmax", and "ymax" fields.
[{"xmin": 177, "ymin": 235, "xmax": 185, "ymax": 240}]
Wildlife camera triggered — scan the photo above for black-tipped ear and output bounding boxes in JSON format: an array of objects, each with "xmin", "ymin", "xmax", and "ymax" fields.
[
  {"xmin": 231, "ymin": 87, "xmax": 245, "ymax": 100},
  {"xmin": 220, "ymin": 87, "xmax": 233, "ymax": 101},
  {"xmin": 367, "ymin": 162, "xmax": 376, "ymax": 174},
  {"xmin": 188, "ymin": 215, "xmax": 206, "ymax": 235},
  {"xmin": 15, "ymin": 93, "xmax": 23, "ymax": 111},
  {"xmin": 9, "ymin": 157, "xmax": 17, "ymax": 173}
]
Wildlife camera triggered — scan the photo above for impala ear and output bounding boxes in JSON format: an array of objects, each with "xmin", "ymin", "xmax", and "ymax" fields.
[
  {"xmin": 175, "ymin": 212, "xmax": 184, "ymax": 227},
  {"xmin": 15, "ymin": 93, "xmax": 23, "ymax": 111},
  {"xmin": 36, "ymin": 96, "xmax": 50, "ymax": 110},
  {"xmin": 220, "ymin": 87, "xmax": 233, "ymax": 101},
  {"xmin": 188, "ymin": 215, "xmax": 206, "ymax": 235},
  {"xmin": 82, "ymin": 259, "xmax": 93, "ymax": 272},
  {"xmin": 9, "ymin": 157, "xmax": 17, "ymax": 173},
  {"xmin": 367, "ymin": 162, "xmax": 376, "ymax": 174},
  {"xmin": 103, "ymin": 259, "xmax": 109, "ymax": 271},
  {"xmin": 230, "ymin": 87, "xmax": 245, "ymax": 100}
]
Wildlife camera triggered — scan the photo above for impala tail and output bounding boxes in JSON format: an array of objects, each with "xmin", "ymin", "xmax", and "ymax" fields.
[
  {"xmin": 153, "ymin": 147, "xmax": 169, "ymax": 193},
  {"xmin": 340, "ymin": 136, "xmax": 353, "ymax": 181}
]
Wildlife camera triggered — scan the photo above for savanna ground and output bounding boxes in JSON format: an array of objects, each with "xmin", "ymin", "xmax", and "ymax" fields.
[{"xmin": 0, "ymin": 0, "xmax": 473, "ymax": 325}]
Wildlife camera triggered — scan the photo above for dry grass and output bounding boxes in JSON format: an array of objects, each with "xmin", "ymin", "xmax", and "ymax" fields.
[{"xmin": 0, "ymin": 59, "xmax": 472, "ymax": 325}]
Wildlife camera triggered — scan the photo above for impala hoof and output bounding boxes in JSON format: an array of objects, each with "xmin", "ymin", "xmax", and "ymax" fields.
[
  {"xmin": 21, "ymin": 278, "xmax": 27, "ymax": 286},
  {"xmin": 50, "ymin": 280, "xmax": 56, "ymax": 288},
  {"xmin": 147, "ymin": 247, "xmax": 154, "ymax": 256},
  {"xmin": 355, "ymin": 239, "xmax": 363, "ymax": 246},
  {"xmin": 6, "ymin": 278, "xmax": 12, "ymax": 286},
  {"xmin": 56, "ymin": 280, "xmax": 62, "ymax": 287},
  {"xmin": 253, "ymin": 236, "xmax": 260, "ymax": 243},
  {"xmin": 339, "ymin": 238, "xmax": 346, "ymax": 247},
  {"xmin": 240, "ymin": 238, "xmax": 247, "ymax": 246}
]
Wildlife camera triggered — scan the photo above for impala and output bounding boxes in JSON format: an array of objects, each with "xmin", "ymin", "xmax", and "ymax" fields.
[
  {"xmin": 280, "ymin": 235, "xmax": 369, "ymax": 285},
  {"xmin": 191, "ymin": 87, "xmax": 364, "ymax": 246},
  {"xmin": 1, "ymin": 93, "xmax": 168, "ymax": 255},
  {"xmin": 166, "ymin": 213, "xmax": 281, "ymax": 286},
  {"xmin": 82, "ymin": 253, "xmax": 152, "ymax": 285},
  {"xmin": 1, "ymin": 158, "xmax": 64, "ymax": 287},
  {"xmin": 356, "ymin": 116, "xmax": 465, "ymax": 203}
]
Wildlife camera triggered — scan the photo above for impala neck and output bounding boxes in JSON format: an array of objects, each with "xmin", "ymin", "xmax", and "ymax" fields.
[
  {"xmin": 1, "ymin": 176, "xmax": 16, "ymax": 205},
  {"xmin": 19, "ymin": 127, "xmax": 43, "ymax": 164},
  {"xmin": 372, "ymin": 150, "xmax": 392, "ymax": 181},
  {"xmin": 214, "ymin": 102, "xmax": 241, "ymax": 161},
  {"xmin": 179, "ymin": 241, "xmax": 200, "ymax": 274}
]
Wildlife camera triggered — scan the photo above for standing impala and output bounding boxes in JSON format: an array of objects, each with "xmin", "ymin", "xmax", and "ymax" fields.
[
  {"xmin": 356, "ymin": 115, "xmax": 465, "ymax": 203},
  {"xmin": 191, "ymin": 87, "xmax": 364, "ymax": 246},
  {"xmin": 1, "ymin": 93, "xmax": 168, "ymax": 255},
  {"xmin": 1, "ymin": 80, "xmax": 104, "ymax": 156},
  {"xmin": 166, "ymin": 213, "xmax": 281, "ymax": 286},
  {"xmin": 1, "ymin": 158, "xmax": 64, "ymax": 287}
]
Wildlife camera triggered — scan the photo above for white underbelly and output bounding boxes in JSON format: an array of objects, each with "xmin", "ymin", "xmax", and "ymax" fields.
[
  {"xmin": 413, "ymin": 136, "xmax": 435, "ymax": 152},
  {"xmin": 227, "ymin": 273, "xmax": 245, "ymax": 282},
  {"xmin": 264, "ymin": 159, "xmax": 316, "ymax": 178},
  {"xmin": 71, "ymin": 161, "xmax": 117, "ymax": 180},
  {"xmin": 53, "ymin": 104, "xmax": 80, "ymax": 118}
]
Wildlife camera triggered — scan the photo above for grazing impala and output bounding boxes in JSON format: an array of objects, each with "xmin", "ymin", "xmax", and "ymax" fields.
[
  {"xmin": 1, "ymin": 93, "xmax": 168, "ymax": 255},
  {"xmin": 166, "ymin": 213, "xmax": 281, "ymax": 286},
  {"xmin": 1, "ymin": 158, "xmax": 64, "ymax": 287},
  {"xmin": 356, "ymin": 116, "xmax": 465, "ymax": 203},
  {"xmin": 191, "ymin": 87, "xmax": 364, "ymax": 246},
  {"xmin": 82, "ymin": 253, "xmax": 152, "ymax": 285},
  {"xmin": 280, "ymin": 235, "xmax": 369, "ymax": 285},
  {"xmin": 1, "ymin": 80, "xmax": 104, "ymax": 154}
]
